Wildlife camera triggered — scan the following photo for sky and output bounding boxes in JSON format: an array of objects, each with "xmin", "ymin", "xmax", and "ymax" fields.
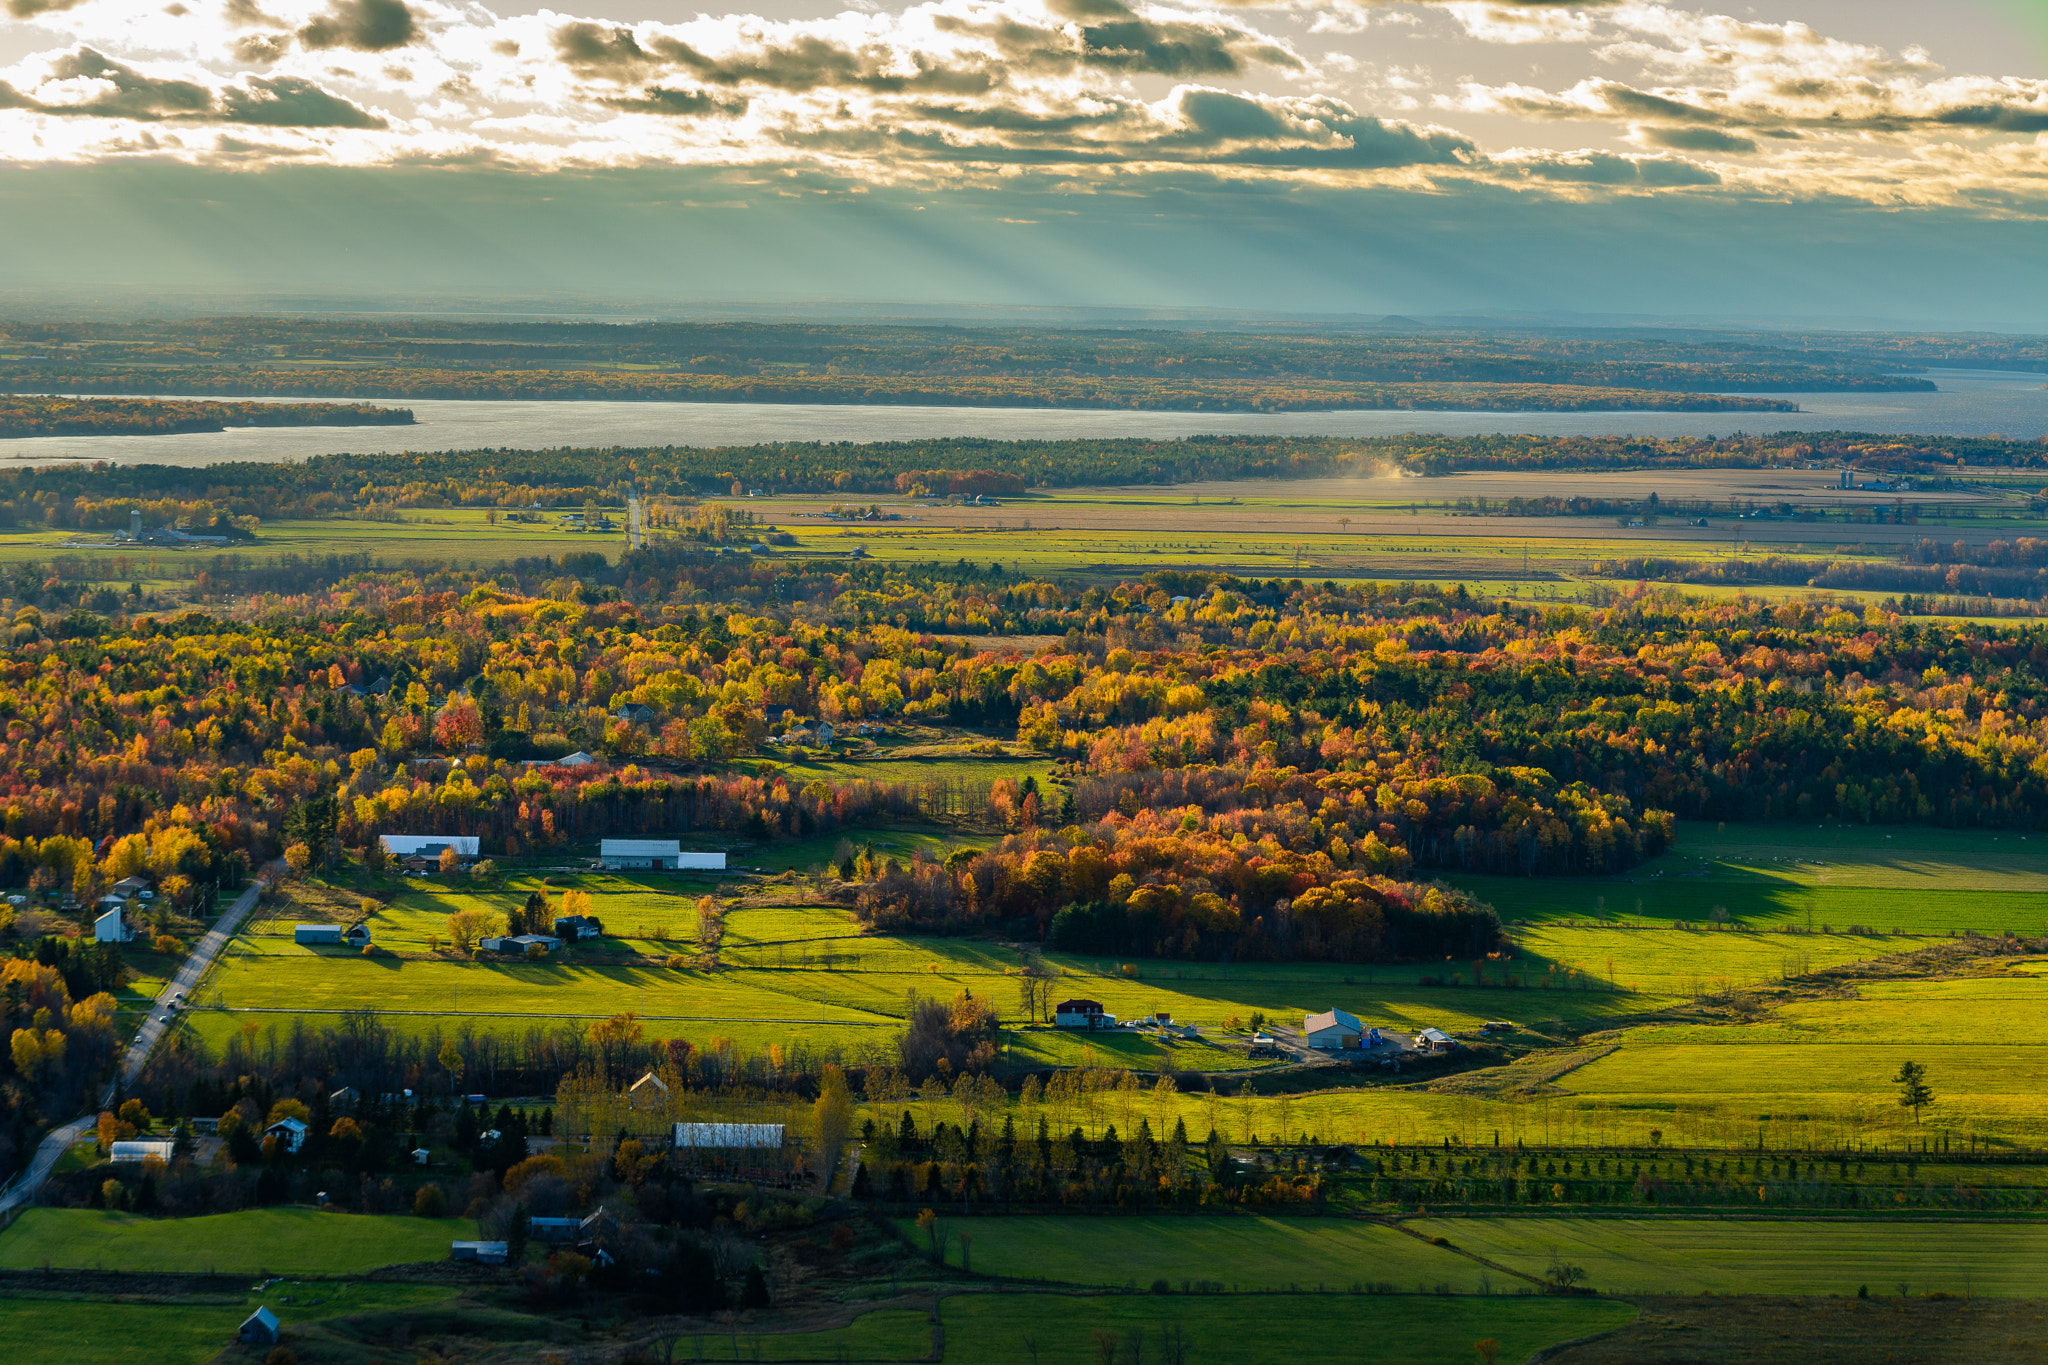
[{"xmin": 0, "ymin": 0, "xmax": 2043, "ymax": 324}]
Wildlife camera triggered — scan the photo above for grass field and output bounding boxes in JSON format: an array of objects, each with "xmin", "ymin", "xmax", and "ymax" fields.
[
  {"xmin": 1405, "ymin": 1217, "xmax": 2048, "ymax": 1297},
  {"xmin": 686, "ymin": 1294, "xmax": 1634, "ymax": 1365},
  {"xmin": 1562, "ymin": 975, "xmax": 2048, "ymax": 1145},
  {"xmin": 0, "ymin": 1283, "xmax": 468, "ymax": 1365},
  {"xmin": 901, "ymin": 1214, "xmax": 1495, "ymax": 1292},
  {"xmin": 1455, "ymin": 822, "xmax": 2048, "ymax": 936},
  {"xmin": 0, "ymin": 1207, "xmax": 474, "ymax": 1274}
]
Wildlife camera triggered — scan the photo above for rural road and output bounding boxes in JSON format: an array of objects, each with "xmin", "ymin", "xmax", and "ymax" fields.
[{"xmin": 0, "ymin": 873, "xmax": 269, "ymax": 1218}]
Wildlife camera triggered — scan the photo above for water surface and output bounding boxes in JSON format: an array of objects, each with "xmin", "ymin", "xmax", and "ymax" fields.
[{"xmin": 4, "ymin": 368, "xmax": 2041, "ymax": 468}]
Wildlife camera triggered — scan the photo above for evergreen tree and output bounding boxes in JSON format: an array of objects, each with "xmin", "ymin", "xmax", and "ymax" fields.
[
  {"xmin": 506, "ymin": 1203, "xmax": 529, "ymax": 1264},
  {"xmin": 740, "ymin": 1263, "xmax": 771, "ymax": 1310}
]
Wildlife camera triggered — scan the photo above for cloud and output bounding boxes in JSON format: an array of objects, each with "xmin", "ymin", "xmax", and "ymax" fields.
[
  {"xmin": 1494, "ymin": 147, "xmax": 1720, "ymax": 187},
  {"xmin": 299, "ymin": 0, "xmax": 417, "ymax": 52},
  {"xmin": 550, "ymin": 3, "xmax": 1303, "ymax": 98},
  {"xmin": 601, "ymin": 86, "xmax": 749, "ymax": 118},
  {"xmin": 220, "ymin": 74, "xmax": 387, "ymax": 127},
  {"xmin": 1633, "ymin": 124, "xmax": 1755, "ymax": 154},
  {"xmin": 0, "ymin": 46, "xmax": 385, "ymax": 127},
  {"xmin": 4, "ymin": 0, "xmax": 90, "ymax": 16},
  {"xmin": 1452, "ymin": 74, "xmax": 2048, "ymax": 141},
  {"xmin": 0, "ymin": 0, "xmax": 2037, "ymax": 210},
  {"xmin": 224, "ymin": 0, "xmax": 284, "ymax": 25}
]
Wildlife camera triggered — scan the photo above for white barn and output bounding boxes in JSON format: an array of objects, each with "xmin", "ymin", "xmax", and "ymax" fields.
[
  {"xmin": 1303, "ymin": 1008, "xmax": 1366, "ymax": 1050},
  {"xmin": 93, "ymin": 907, "xmax": 135, "ymax": 943},
  {"xmin": 599, "ymin": 840, "xmax": 726, "ymax": 871}
]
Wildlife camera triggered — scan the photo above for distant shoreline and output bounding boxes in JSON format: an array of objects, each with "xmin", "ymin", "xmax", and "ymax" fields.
[{"xmin": 0, "ymin": 374, "xmax": 1797, "ymax": 419}]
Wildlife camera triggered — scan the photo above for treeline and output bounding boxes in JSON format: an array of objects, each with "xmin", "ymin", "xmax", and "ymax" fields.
[
  {"xmin": 0, "ymin": 316, "xmax": 1933, "ymax": 392},
  {"xmin": 0, "ymin": 365, "xmax": 1798, "ymax": 414},
  {"xmin": 4, "ymin": 432, "xmax": 2046, "ymax": 523},
  {"xmin": 1594, "ymin": 553, "xmax": 2048, "ymax": 604},
  {"xmin": 0, "ymin": 395, "xmax": 412, "ymax": 440}
]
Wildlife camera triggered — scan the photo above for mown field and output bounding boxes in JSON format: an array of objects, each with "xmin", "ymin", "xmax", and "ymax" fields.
[
  {"xmin": 0, "ymin": 1208, "xmax": 474, "ymax": 1275},
  {"xmin": 814, "ymin": 1294, "xmax": 1634, "ymax": 1365},
  {"xmin": 898, "ymin": 1214, "xmax": 1492, "ymax": 1293},
  {"xmin": 0, "ymin": 1284, "xmax": 455, "ymax": 1365},
  {"xmin": 1454, "ymin": 823, "xmax": 2048, "ymax": 936},
  {"xmin": 1564, "ymin": 975, "xmax": 2048, "ymax": 1146},
  {"xmin": 1406, "ymin": 1218, "xmax": 2048, "ymax": 1298}
]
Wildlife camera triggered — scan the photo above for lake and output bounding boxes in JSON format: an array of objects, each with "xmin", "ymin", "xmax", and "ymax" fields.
[{"xmin": 4, "ymin": 369, "xmax": 2042, "ymax": 468}]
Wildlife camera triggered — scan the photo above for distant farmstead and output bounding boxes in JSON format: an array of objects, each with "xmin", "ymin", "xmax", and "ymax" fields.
[
  {"xmin": 265, "ymin": 1116, "xmax": 309, "ymax": 1152},
  {"xmin": 380, "ymin": 834, "xmax": 479, "ymax": 869}
]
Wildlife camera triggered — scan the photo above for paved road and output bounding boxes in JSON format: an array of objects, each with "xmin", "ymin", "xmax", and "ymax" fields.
[{"xmin": 0, "ymin": 874, "xmax": 269, "ymax": 1218}]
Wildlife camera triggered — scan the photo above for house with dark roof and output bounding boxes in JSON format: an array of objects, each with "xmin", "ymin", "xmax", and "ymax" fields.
[{"xmin": 1053, "ymin": 998, "xmax": 1108, "ymax": 1030}]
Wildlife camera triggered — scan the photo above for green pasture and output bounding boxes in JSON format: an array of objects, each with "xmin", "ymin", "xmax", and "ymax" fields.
[
  {"xmin": 904, "ymin": 1214, "xmax": 1490, "ymax": 1292},
  {"xmin": 1459, "ymin": 821, "xmax": 2048, "ymax": 935},
  {"xmin": 749, "ymin": 1293, "xmax": 1632, "ymax": 1365},
  {"xmin": 0, "ymin": 509, "xmax": 595, "ymax": 575},
  {"xmin": 1405, "ymin": 1217, "xmax": 2048, "ymax": 1297},
  {"xmin": 1563, "ymin": 976, "xmax": 2048, "ymax": 1144},
  {"xmin": 740, "ymin": 825, "xmax": 987, "ymax": 875},
  {"xmin": 0, "ymin": 1207, "xmax": 473, "ymax": 1275},
  {"xmin": 1506, "ymin": 924, "xmax": 1908, "ymax": 995},
  {"xmin": 0, "ymin": 1284, "xmax": 454, "ymax": 1365}
]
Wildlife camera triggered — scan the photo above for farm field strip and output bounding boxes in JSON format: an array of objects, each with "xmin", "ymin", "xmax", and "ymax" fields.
[
  {"xmin": 0, "ymin": 1208, "xmax": 473, "ymax": 1275},
  {"xmin": 1405, "ymin": 1218, "xmax": 2048, "ymax": 1297},
  {"xmin": 905, "ymin": 1214, "xmax": 1495, "ymax": 1292}
]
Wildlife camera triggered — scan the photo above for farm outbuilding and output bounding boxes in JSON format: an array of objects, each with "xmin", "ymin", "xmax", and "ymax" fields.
[
  {"xmin": 480, "ymin": 933, "xmax": 561, "ymax": 953},
  {"xmin": 598, "ymin": 840, "xmax": 727, "ymax": 871},
  {"xmin": 1303, "ymin": 1008, "xmax": 1366, "ymax": 1050},
  {"xmin": 295, "ymin": 922, "xmax": 370, "ymax": 947},
  {"xmin": 239, "ymin": 1307, "xmax": 279, "ymax": 1345},
  {"xmin": 93, "ymin": 907, "xmax": 134, "ymax": 943},
  {"xmin": 451, "ymin": 1241, "xmax": 509, "ymax": 1264},
  {"xmin": 266, "ymin": 1116, "xmax": 308, "ymax": 1152},
  {"xmin": 109, "ymin": 1140, "xmax": 176, "ymax": 1163}
]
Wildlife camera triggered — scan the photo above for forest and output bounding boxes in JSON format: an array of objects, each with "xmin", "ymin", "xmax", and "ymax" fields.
[
  {"xmin": 0, "ymin": 368, "xmax": 1798, "ymax": 415},
  {"xmin": 6, "ymin": 538, "xmax": 2048, "ymax": 1197},
  {"xmin": 0, "ymin": 395, "xmax": 413, "ymax": 440},
  {"xmin": 0, "ymin": 317, "xmax": 1939, "ymax": 393}
]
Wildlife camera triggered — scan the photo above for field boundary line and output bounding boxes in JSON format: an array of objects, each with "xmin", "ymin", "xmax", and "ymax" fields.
[
  {"xmin": 1377, "ymin": 1216, "xmax": 1544, "ymax": 1288},
  {"xmin": 1520, "ymin": 1305, "xmax": 1641, "ymax": 1365}
]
